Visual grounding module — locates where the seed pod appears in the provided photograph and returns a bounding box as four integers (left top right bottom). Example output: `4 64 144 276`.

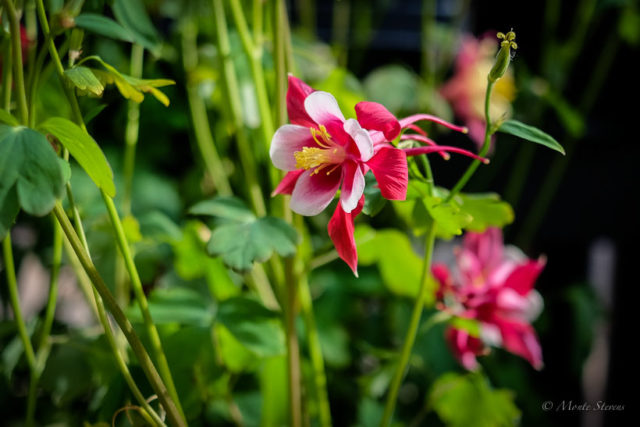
488 30 517 83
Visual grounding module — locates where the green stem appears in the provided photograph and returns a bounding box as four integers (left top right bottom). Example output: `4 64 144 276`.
181 21 233 196
212 0 266 216
3 235 38 424
252 0 263 48
446 80 495 201
122 44 144 216
26 34 51 127
380 223 438 426
52 203 184 427
101 193 185 422
298 0 316 38
299 277 332 427
2 38 13 110
284 257 302 427
25 219 62 426
60 235 165 426
34 3 186 419
3 0 29 124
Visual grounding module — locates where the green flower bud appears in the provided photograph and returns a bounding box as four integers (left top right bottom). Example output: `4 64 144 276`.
488 30 517 83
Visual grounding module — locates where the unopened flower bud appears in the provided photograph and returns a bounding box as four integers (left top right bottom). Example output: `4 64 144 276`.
488 30 517 83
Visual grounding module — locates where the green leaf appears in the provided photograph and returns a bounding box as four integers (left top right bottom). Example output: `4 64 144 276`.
0 109 19 126
356 225 438 303
206 217 299 272
456 193 514 232
429 372 521 427
196 197 299 271
422 196 472 238
74 13 134 43
38 117 116 197
0 125 66 217
189 196 256 222
64 66 105 96
216 297 285 357
126 287 214 326
77 56 175 106
497 119 565 155
112 0 160 51
362 171 387 217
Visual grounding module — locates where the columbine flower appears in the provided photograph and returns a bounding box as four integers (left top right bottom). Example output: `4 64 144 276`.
270 75 409 274
271 76 487 275
433 227 545 370
440 34 516 148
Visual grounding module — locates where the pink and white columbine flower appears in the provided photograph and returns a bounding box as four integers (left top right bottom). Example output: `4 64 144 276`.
270 76 409 274
271 76 487 275
433 227 545 370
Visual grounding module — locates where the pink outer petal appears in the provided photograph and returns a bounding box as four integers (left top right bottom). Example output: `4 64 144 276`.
503 258 546 296
340 161 365 213
270 124 315 171
290 169 342 216
403 146 490 163
272 170 304 196
464 228 504 271
446 327 484 371
328 195 364 276
344 118 374 161
399 114 468 134
400 134 449 160
494 317 543 370
355 101 401 141
304 91 345 125
287 74 316 127
365 147 408 200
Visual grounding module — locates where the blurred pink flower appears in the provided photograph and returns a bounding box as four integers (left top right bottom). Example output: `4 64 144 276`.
433 227 545 370
440 35 516 148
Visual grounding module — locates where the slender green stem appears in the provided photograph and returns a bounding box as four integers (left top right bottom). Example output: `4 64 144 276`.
3 235 37 370
181 21 233 196
446 80 495 201
101 193 185 422
2 38 13 110
273 0 287 132
380 223 438 426
122 44 144 216
212 0 266 216
298 0 316 38
35 3 186 420
229 0 274 145
52 203 184 427
60 235 165 426
284 257 302 427
299 277 332 427
3 0 29 124
26 34 51 127
252 0 264 48
63 181 166 426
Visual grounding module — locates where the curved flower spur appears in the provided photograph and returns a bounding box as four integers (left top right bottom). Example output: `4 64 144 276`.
270 75 487 275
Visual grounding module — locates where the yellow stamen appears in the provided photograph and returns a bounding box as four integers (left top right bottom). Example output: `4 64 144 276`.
310 125 334 148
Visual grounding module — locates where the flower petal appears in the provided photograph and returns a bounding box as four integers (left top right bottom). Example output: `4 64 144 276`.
270 124 315 171
328 195 364 276
287 74 316 127
494 317 543 370
340 161 365 213
344 118 374 161
290 169 341 216
503 258 546 296
304 91 345 125
272 170 304 196
366 146 408 200
355 101 401 141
